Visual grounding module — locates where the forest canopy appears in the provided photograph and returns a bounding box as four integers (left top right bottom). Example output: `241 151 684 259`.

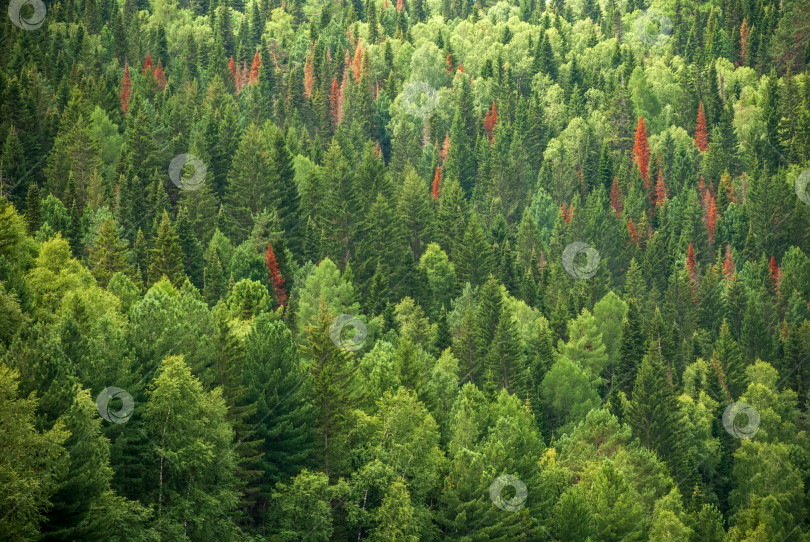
1 0 810 539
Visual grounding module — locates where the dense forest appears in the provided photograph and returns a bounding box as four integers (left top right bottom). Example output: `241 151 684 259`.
1 0 810 538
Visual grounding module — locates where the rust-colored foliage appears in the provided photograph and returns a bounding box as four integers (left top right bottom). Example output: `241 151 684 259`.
352 41 363 82
723 244 735 280
154 61 167 90
266 242 287 308
250 50 261 86
440 134 450 163
769 255 781 292
483 102 498 143
739 19 750 65
330 77 341 125
632 116 650 184
706 194 717 245
627 218 637 244
610 177 623 217
654 169 668 208
143 53 154 75
686 242 699 285
431 165 441 202
695 101 709 152
560 203 572 225
227 56 237 86
120 63 132 115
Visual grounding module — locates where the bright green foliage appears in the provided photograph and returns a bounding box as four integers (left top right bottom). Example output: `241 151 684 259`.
540 356 601 434
142 354 240 541
295 257 361 340
0 365 69 541
1 0 809 538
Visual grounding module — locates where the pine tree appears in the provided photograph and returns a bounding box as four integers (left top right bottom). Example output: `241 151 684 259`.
147 210 185 287
132 227 149 286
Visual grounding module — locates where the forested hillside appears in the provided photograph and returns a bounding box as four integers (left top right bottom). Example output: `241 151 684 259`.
1 0 810 538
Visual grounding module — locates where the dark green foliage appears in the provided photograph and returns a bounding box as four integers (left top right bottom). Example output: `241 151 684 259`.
1 0 809 539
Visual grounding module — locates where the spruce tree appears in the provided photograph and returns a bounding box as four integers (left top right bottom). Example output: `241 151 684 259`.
147 210 185 287
243 314 316 518
88 218 131 287
617 299 645 396
301 298 358 479
455 213 494 288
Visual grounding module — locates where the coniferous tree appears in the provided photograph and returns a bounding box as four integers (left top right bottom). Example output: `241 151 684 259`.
147 210 185 287
88 218 131 287
455 213 494 288
302 299 358 479
617 299 645 396
175 206 205 289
